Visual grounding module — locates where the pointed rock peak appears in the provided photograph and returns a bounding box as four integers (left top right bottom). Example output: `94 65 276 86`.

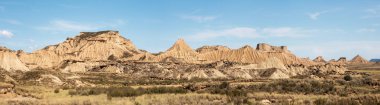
167 38 193 51
351 54 369 63
313 56 326 62
239 45 255 50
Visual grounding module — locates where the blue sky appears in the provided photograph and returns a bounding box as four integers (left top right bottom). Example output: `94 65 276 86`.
0 0 379 60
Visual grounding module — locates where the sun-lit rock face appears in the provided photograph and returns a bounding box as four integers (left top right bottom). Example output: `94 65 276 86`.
197 43 302 65
155 39 200 63
18 30 142 69
0 30 347 76
0 46 29 72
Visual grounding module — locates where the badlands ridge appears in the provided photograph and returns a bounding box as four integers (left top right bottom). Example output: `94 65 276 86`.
0 30 371 79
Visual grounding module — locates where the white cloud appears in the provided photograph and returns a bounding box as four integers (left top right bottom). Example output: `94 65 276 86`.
0 30 13 38
362 6 380 19
261 27 314 37
38 20 95 31
356 28 376 33
37 19 127 32
307 11 328 20
307 8 342 20
1 19 22 25
187 27 313 40
181 15 217 22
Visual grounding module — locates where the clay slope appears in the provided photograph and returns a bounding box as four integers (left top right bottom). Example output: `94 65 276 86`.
18 31 142 69
350 55 369 64
0 47 29 72
155 39 200 63
198 44 302 65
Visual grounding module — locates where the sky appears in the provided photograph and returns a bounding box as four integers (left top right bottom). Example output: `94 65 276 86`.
0 0 379 60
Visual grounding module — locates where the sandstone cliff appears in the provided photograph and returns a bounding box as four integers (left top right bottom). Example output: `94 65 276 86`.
0 47 29 72
198 44 302 65
18 31 142 69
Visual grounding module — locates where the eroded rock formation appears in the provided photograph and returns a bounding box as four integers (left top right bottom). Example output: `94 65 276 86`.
0 47 29 72
350 55 369 64
0 30 348 79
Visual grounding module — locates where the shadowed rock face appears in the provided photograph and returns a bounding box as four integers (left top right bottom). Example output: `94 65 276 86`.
0 30 347 79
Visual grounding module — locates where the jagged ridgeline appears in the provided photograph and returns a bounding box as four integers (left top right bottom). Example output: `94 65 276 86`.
0 30 349 79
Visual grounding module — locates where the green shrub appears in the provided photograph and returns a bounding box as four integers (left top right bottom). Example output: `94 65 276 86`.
54 89 60 93
21 70 45 80
248 79 336 94
344 75 352 81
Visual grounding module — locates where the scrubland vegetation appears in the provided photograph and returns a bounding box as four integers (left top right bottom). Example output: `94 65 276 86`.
1 69 380 105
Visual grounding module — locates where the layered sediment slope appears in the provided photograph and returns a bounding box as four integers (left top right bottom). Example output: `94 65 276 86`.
18 31 142 69
0 47 29 72
0 30 349 79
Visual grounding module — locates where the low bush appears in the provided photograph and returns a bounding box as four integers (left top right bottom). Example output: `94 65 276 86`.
248 79 336 94
69 86 188 97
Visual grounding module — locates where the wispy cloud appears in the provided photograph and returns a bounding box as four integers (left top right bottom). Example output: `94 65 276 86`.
37 19 127 32
1 19 22 25
37 20 96 32
181 15 217 23
307 8 341 20
187 27 314 40
356 28 376 33
362 6 380 19
307 11 328 20
0 30 14 38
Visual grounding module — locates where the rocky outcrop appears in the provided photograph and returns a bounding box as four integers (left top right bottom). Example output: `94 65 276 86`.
337 57 347 63
155 39 200 63
256 43 289 53
18 31 142 69
350 55 369 64
196 45 231 54
198 44 302 65
0 30 347 79
0 47 29 72
313 56 326 63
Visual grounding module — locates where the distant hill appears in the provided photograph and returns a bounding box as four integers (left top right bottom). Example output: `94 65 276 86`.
370 59 380 62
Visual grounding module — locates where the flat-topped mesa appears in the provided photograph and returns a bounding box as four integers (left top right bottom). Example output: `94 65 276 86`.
77 30 120 39
256 43 288 53
350 55 369 64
